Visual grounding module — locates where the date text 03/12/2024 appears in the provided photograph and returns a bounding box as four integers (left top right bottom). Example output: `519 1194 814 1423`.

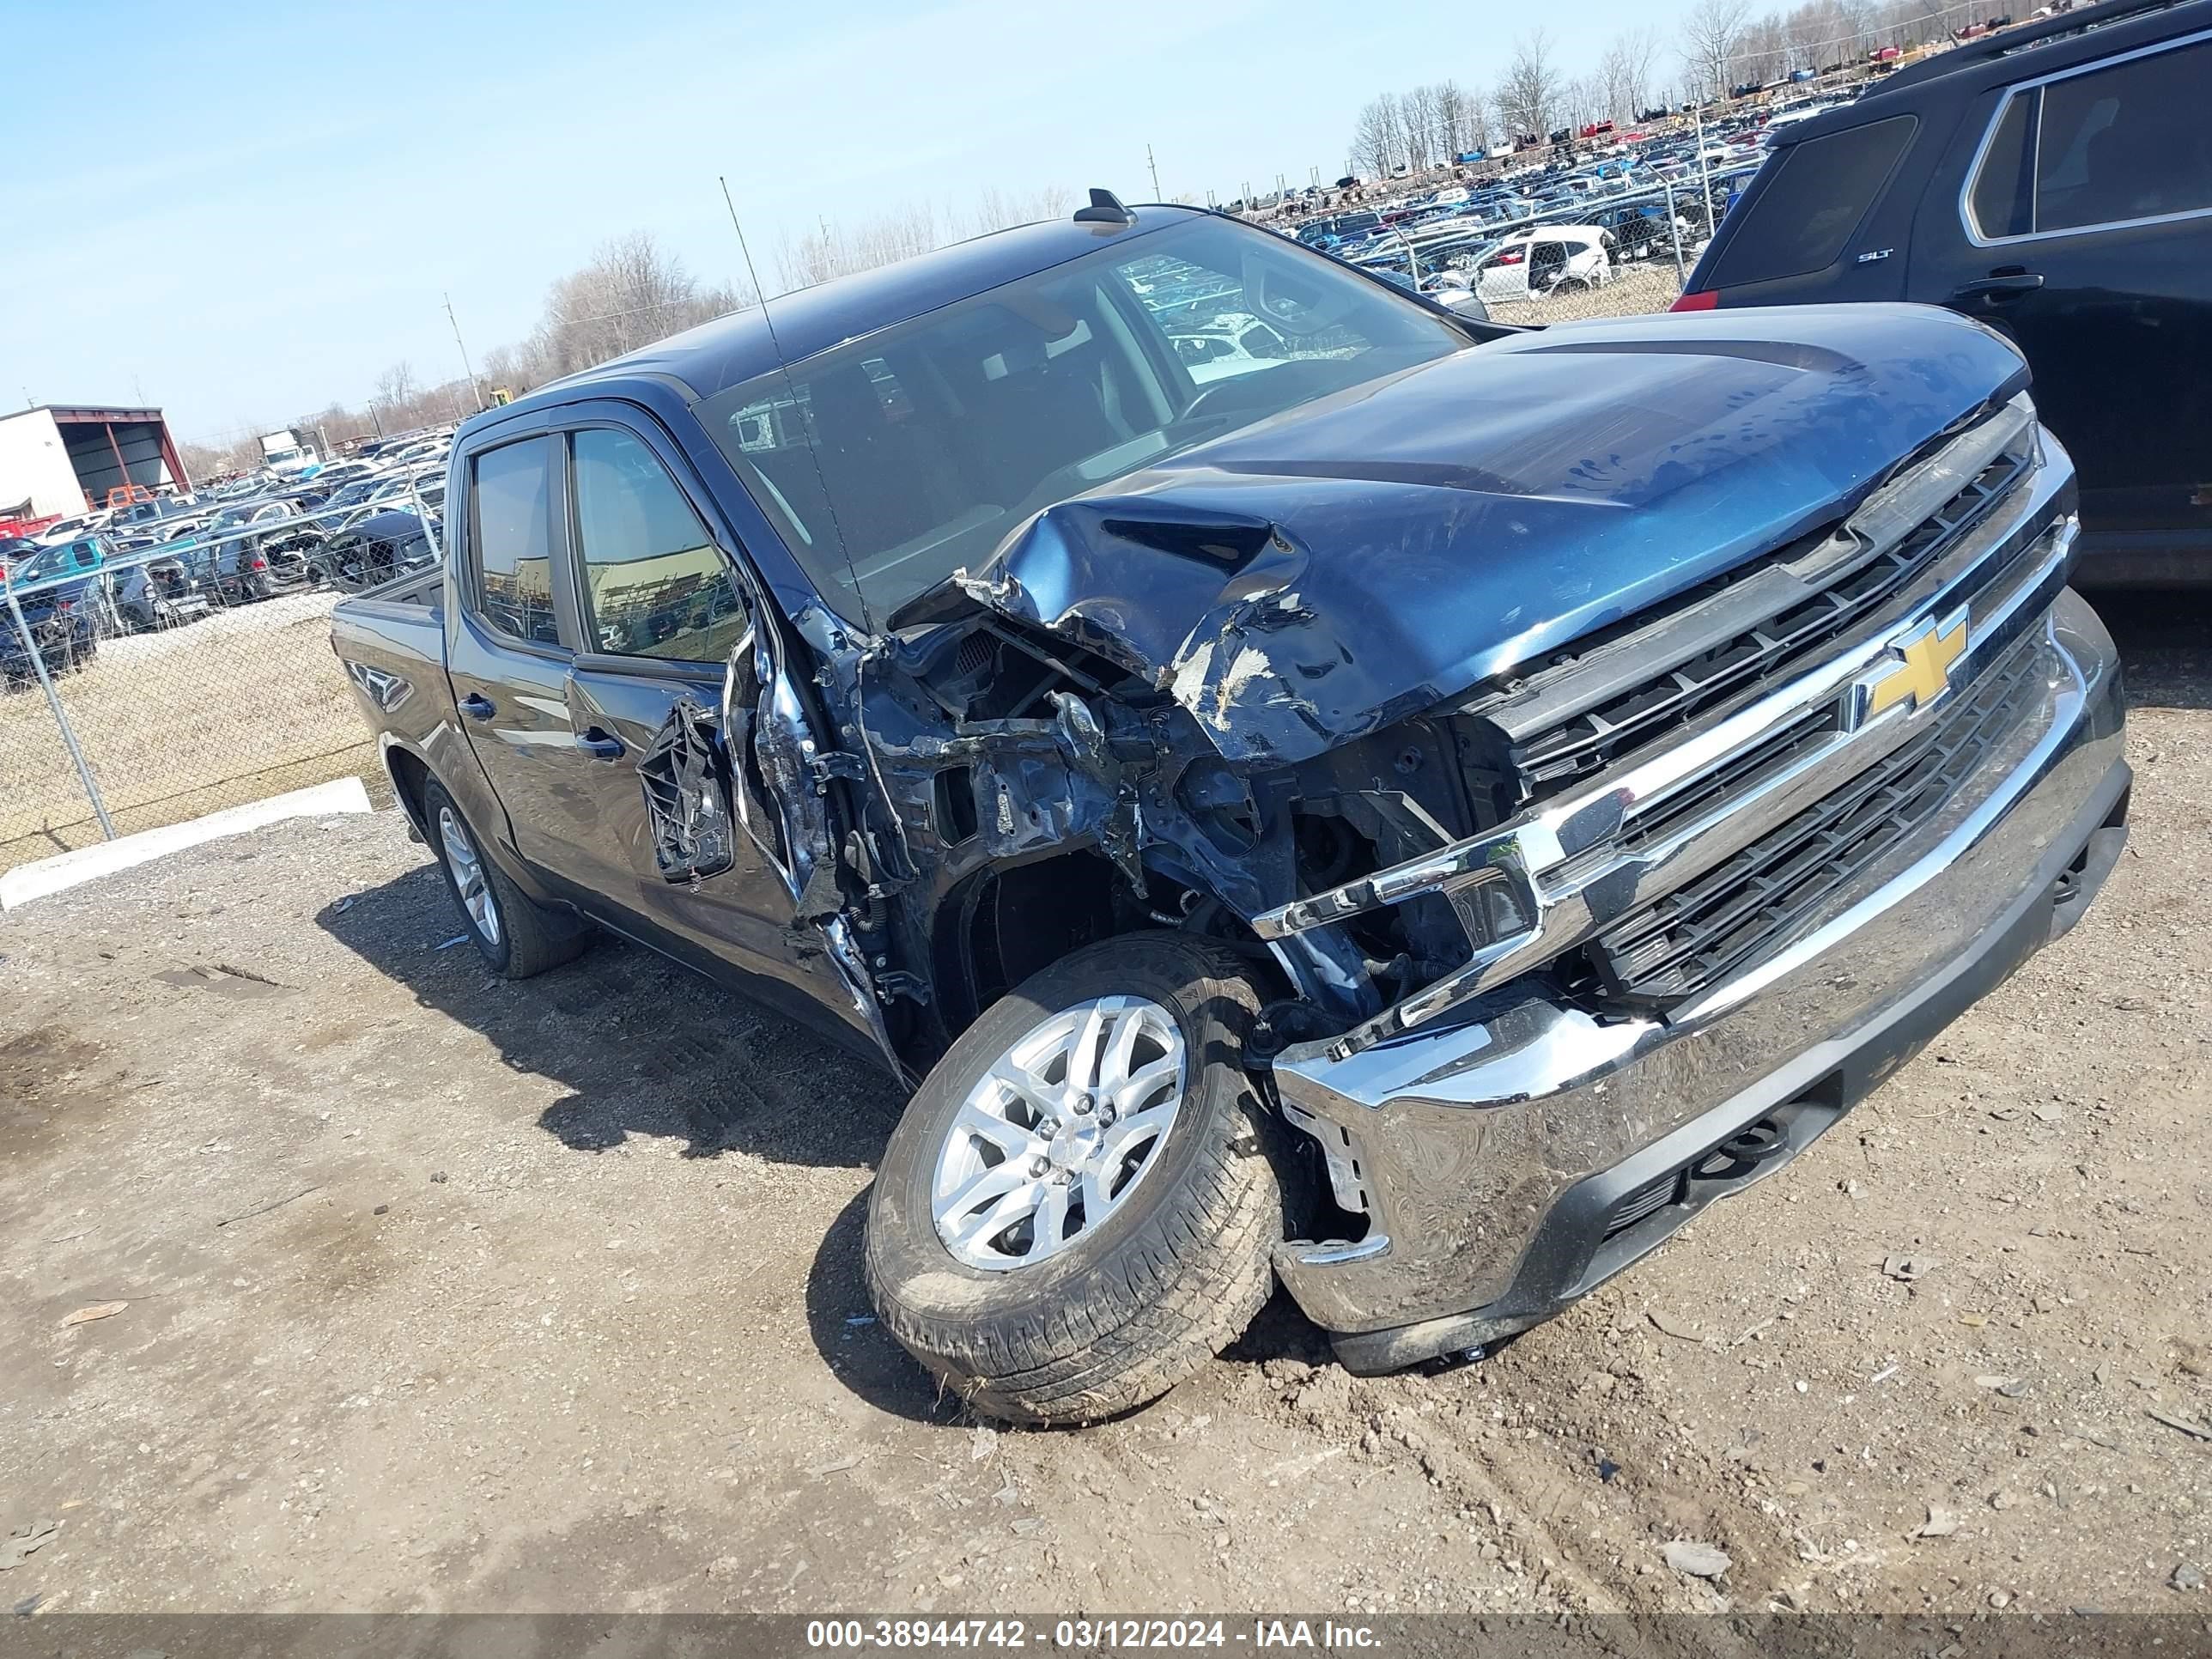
803 1619 1382 1650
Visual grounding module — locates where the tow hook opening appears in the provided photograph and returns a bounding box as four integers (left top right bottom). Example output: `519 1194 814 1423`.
1694 1118 1790 1179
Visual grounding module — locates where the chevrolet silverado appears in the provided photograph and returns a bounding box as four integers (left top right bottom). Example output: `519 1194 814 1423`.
331 197 2129 1424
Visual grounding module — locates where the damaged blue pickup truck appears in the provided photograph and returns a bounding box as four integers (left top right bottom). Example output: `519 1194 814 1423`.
331 197 2129 1424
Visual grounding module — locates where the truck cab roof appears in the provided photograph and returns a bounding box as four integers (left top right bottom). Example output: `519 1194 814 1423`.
493 208 1207 421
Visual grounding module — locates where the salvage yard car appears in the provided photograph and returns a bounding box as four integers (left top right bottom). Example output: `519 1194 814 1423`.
332 195 2130 1425
1472 225 1614 301
2 538 107 683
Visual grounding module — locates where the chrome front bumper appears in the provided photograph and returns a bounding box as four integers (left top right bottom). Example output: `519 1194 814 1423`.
1270 586 2128 1360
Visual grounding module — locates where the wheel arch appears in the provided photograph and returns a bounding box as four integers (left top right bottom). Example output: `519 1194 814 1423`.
379 738 434 841
926 846 1126 1048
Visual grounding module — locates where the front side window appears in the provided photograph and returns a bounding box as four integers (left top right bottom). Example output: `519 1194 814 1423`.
696 214 1464 622
469 437 559 646
568 428 744 664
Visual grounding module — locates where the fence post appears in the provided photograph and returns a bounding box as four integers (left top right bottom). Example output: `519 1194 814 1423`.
408 477 441 562
4 583 116 841
1664 178 1686 286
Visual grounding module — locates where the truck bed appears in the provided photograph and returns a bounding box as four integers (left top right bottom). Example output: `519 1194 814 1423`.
330 572 452 757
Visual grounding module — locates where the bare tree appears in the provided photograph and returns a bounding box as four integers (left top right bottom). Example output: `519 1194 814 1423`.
1466 82 1495 152
1784 0 1844 70
1735 12 1791 84
534 231 744 378
774 204 940 290
1600 26 1663 121
962 185 1075 237
1400 83 1441 170
1351 92 1407 177
1837 0 1881 58
1497 30 1564 143
1432 79 1481 159
1681 0 1753 100
374 361 418 409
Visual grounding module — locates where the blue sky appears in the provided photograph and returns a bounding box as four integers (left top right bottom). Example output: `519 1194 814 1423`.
3 0 1657 444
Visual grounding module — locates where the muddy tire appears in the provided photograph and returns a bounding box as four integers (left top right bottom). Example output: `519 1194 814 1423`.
865 934 1283 1425
421 779 592 979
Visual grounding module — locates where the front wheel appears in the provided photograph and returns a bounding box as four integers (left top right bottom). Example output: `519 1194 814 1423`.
865 933 1285 1425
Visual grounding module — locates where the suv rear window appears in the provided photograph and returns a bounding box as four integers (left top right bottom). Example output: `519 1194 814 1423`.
1707 114 1917 287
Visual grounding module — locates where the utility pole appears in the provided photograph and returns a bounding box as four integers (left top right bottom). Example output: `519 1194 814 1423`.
445 292 485 413
1147 143 1162 198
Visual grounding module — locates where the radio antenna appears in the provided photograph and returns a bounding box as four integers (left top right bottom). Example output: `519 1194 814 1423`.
716 175 909 883
720 176 782 362
717 173 867 627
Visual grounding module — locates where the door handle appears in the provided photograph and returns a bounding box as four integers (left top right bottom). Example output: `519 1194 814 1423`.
459 692 496 721
1948 272 2043 307
576 728 625 762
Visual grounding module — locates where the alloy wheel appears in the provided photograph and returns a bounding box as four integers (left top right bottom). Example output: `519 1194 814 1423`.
931 996 1186 1271
437 804 501 946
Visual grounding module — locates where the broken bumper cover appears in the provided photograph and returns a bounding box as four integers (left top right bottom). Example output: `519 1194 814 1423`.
1270 588 2128 1370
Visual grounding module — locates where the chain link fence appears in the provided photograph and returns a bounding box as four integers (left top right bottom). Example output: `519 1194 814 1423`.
0 486 441 872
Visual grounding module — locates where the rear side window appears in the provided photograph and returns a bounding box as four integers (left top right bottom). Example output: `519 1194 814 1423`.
1970 38 2212 240
1708 115 1917 286
469 437 560 646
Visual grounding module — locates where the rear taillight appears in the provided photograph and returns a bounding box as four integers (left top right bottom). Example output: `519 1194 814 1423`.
249 555 268 570
1670 289 1719 312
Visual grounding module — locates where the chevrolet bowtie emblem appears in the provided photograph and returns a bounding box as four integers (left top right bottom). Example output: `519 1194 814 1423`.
1856 607 1969 724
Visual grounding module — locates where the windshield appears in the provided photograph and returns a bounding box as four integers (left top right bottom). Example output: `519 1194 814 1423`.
696 214 1465 622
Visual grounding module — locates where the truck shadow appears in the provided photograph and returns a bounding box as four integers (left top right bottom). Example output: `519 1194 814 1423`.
313 862 904 1170
804 1188 969 1425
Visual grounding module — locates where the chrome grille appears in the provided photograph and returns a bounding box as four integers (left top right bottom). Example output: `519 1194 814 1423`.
1472 398 2041 799
1583 631 2046 1008
1252 392 2074 1063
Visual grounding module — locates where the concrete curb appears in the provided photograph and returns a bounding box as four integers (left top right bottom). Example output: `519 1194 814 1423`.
0 777 374 909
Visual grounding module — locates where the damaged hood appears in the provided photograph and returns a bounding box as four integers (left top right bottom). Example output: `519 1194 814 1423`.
956 303 2030 764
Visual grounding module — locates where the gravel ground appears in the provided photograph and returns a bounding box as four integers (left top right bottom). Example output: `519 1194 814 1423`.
1 592 2206 1623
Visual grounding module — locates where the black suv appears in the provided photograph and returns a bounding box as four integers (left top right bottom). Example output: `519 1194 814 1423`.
1676 0 2212 583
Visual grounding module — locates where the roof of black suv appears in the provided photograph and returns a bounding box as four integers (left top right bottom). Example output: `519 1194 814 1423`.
1787 0 2211 141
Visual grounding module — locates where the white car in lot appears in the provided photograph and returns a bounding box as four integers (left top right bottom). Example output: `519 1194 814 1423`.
1471 226 1615 301
1168 314 1291 383
363 466 447 507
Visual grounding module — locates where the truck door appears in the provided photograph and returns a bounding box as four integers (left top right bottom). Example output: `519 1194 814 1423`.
1915 34 2212 556
549 416 850 1022
444 432 592 877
